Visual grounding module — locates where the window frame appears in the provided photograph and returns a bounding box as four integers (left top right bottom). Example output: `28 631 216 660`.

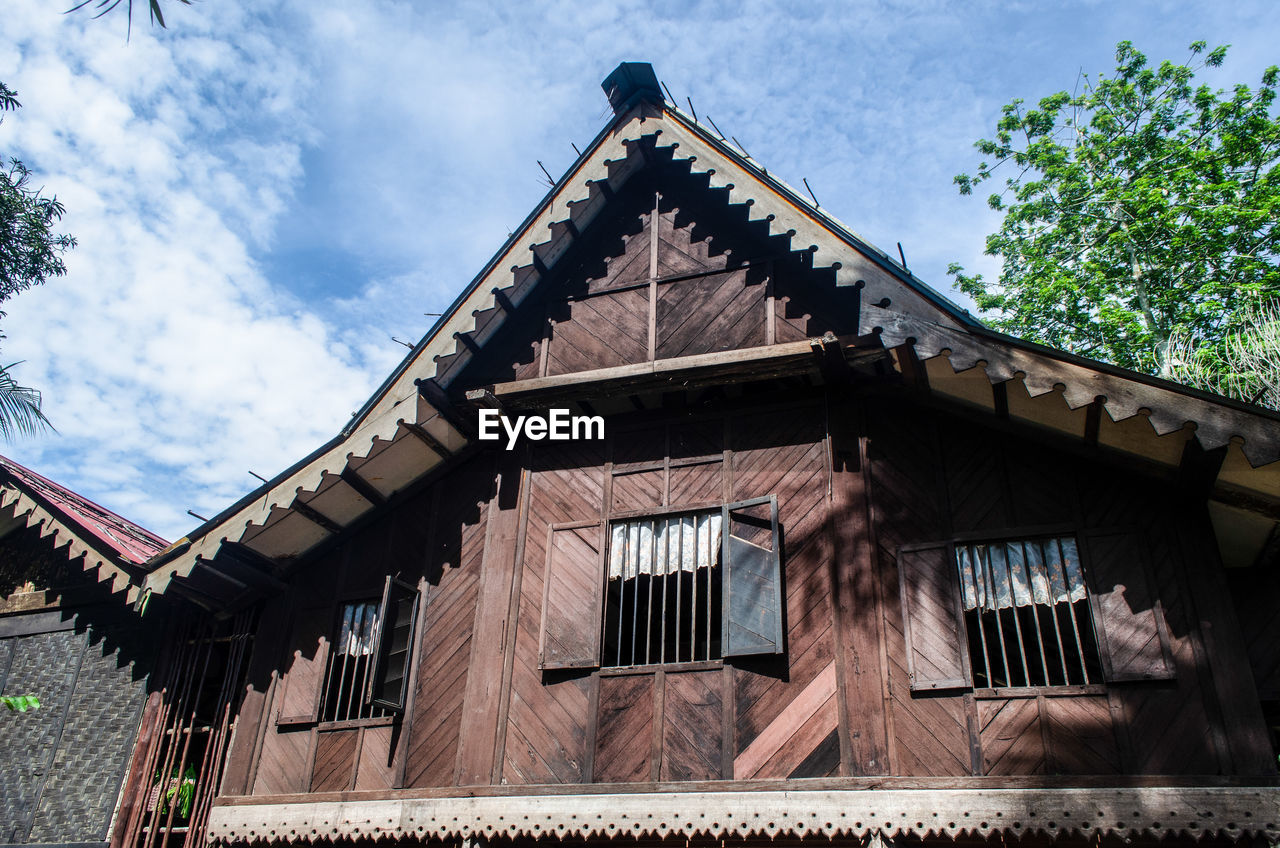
896 523 1176 696
537 493 785 674
277 576 420 728
952 531 1103 692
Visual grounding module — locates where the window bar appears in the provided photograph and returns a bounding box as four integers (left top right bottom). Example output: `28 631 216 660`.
659 517 669 664
704 514 712 661
965 546 994 687
354 605 377 717
1054 537 1091 684
999 544 1032 686
982 546 1012 687
690 515 699 662
337 607 363 722
140 617 197 848
615 525 627 667
675 516 685 662
318 642 338 721
631 524 643 668
1018 540 1052 687
645 518 657 666
1038 538 1071 685
160 618 216 848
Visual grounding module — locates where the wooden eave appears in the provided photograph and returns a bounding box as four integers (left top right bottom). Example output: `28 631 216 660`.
208 780 1279 845
144 79 1280 604
0 473 149 603
143 392 467 604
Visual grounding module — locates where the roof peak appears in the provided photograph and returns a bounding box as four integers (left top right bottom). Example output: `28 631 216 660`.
601 62 663 115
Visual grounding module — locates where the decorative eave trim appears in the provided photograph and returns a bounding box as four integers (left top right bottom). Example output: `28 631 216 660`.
208 786 1279 844
870 308 1280 467
0 483 138 600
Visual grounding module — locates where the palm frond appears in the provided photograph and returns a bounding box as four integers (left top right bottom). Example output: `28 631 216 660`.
0 362 54 441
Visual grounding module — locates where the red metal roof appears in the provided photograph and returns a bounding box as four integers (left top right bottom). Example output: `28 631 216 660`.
0 454 168 565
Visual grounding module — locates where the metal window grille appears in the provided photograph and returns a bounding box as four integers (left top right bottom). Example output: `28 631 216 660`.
319 601 387 722
602 510 722 667
956 536 1103 688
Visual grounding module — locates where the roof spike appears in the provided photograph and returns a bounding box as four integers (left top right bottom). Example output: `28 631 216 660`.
601 62 663 115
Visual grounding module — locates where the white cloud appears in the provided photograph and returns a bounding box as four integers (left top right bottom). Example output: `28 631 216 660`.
2 0 1278 540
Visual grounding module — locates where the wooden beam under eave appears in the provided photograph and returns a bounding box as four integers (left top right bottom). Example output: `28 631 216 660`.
210 548 289 592
340 467 389 507
416 377 475 439
289 499 344 535
482 336 889 410
400 420 453 458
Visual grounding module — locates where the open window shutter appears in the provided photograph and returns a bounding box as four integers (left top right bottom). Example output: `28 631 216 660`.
539 521 604 670
367 576 421 712
897 542 970 692
276 605 330 725
722 495 784 658
1081 527 1175 682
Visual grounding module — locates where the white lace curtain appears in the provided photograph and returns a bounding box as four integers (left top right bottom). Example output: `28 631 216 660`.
608 512 722 580
957 537 1086 612
335 602 380 657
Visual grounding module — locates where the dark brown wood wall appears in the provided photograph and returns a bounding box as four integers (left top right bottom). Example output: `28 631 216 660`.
865 396 1273 777
229 389 1273 798
459 166 859 391
243 458 496 797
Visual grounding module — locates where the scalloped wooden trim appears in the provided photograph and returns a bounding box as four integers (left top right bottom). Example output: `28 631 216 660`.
208 787 1280 844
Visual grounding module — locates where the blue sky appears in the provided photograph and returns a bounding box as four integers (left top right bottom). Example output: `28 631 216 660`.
3 0 1278 540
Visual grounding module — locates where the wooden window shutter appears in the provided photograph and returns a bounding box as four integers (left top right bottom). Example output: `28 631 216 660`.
276 605 330 725
367 576 421 712
722 495 784 658
1081 527 1175 682
539 520 604 670
897 541 970 691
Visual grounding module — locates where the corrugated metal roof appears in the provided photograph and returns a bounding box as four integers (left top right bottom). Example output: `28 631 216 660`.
0 453 168 564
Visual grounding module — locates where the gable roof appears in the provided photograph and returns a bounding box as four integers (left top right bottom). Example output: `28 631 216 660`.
0 454 168 600
144 63 1280 606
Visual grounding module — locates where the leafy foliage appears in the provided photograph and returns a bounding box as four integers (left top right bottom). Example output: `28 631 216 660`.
1170 299 1280 410
1 694 41 713
0 82 67 439
155 763 197 819
66 0 191 37
951 41 1280 377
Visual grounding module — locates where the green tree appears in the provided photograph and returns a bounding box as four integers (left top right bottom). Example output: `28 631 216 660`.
1170 298 1280 410
951 41 1280 379
1 82 71 438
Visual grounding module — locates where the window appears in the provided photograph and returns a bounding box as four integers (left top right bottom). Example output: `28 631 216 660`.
603 510 723 667
955 536 1103 688
538 496 784 671
897 527 1175 693
279 575 419 726
319 600 384 722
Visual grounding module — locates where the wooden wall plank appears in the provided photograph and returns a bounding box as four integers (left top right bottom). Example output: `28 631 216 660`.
866 401 971 776
309 730 357 793
403 467 491 788
828 403 890 776
661 670 724 781
501 443 603 785
456 458 525 785
354 725 397 791
978 698 1045 775
1043 695 1121 774
593 675 653 783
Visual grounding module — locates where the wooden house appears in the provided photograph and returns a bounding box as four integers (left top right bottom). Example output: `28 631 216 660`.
129 63 1280 848
0 454 168 848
